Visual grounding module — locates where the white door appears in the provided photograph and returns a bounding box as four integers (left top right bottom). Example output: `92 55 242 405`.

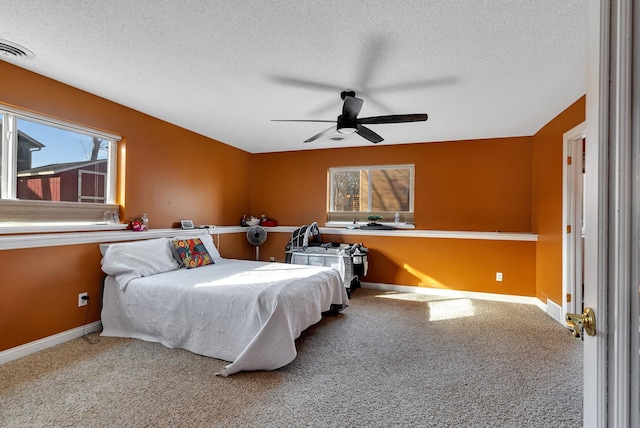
583 1 639 426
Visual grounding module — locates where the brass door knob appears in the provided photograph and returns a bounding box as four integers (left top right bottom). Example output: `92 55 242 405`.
565 307 596 339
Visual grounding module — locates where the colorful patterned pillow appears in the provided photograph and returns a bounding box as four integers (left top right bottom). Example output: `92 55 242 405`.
170 238 213 269
171 233 221 260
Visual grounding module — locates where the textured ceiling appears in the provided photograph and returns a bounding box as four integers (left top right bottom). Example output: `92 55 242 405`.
0 0 586 154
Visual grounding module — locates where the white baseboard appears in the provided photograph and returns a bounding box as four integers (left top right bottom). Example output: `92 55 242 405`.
545 298 566 326
360 282 541 305
0 321 102 365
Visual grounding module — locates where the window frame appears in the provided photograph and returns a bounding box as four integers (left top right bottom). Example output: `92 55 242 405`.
0 104 121 224
328 164 415 223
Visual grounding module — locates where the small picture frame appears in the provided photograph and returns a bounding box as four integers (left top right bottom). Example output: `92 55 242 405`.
180 219 195 230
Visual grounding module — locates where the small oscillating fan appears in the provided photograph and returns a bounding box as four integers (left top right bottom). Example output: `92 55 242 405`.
246 225 267 261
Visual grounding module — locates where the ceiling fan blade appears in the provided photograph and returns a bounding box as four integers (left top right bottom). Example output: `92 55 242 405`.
357 35 387 91
307 98 345 116
269 75 344 92
369 76 459 93
304 125 336 143
356 125 384 144
342 95 363 120
358 113 428 125
271 119 335 123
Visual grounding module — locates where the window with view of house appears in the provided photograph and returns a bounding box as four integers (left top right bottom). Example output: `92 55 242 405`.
0 106 120 224
328 164 414 223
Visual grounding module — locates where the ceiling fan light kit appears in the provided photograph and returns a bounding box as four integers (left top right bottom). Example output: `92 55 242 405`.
337 124 357 134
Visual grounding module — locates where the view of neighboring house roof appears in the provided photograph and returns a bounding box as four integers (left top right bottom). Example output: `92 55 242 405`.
17 159 106 177
17 130 45 150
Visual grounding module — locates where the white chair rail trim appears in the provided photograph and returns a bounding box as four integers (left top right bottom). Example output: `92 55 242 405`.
0 226 537 251
0 228 232 251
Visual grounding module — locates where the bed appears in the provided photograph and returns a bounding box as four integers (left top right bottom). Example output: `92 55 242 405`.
99 233 349 376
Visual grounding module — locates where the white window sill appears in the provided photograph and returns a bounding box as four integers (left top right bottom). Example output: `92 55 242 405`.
325 221 416 230
0 222 128 235
0 226 235 250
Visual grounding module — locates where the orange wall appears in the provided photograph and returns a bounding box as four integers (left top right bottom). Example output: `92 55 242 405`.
251 137 533 232
0 62 252 351
532 96 586 304
251 136 536 297
0 244 104 349
330 234 536 296
258 231 536 296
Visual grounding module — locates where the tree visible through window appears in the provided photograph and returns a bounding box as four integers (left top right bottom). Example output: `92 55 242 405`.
332 169 362 211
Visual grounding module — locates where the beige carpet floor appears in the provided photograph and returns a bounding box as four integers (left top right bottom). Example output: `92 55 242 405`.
0 288 582 427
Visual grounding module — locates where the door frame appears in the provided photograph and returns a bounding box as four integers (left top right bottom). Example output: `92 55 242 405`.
584 0 638 426
584 0 609 426
562 122 586 319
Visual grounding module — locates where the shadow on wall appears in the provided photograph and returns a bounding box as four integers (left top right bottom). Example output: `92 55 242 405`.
367 250 424 287
403 263 451 289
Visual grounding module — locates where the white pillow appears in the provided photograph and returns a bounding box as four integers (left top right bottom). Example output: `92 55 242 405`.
171 233 221 260
99 243 111 256
101 238 180 290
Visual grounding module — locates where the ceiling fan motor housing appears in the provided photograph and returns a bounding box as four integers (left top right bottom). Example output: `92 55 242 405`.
340 90 356 100
337 114 357 134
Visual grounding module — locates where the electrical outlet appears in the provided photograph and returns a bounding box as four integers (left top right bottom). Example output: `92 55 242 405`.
78 292 88 307
496 272 503 282
269 256 275 262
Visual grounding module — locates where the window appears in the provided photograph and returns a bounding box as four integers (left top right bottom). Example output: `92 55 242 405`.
328 164 414 223
0 105 120 223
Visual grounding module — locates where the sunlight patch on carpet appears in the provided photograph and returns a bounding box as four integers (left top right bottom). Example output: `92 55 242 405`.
428 298 475 321
375 292 446 302
374 293 477 321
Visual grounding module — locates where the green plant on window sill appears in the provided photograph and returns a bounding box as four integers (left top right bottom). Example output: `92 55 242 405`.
367 215 383 225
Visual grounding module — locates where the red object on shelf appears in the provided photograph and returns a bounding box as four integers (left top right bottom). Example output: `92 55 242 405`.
261 220 277 227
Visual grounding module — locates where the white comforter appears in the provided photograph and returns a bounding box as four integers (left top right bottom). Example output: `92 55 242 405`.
101 259 348 376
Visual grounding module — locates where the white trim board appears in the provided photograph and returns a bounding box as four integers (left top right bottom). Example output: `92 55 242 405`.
320 227 537 241
0 227 223 251
0 226 538 251
0 321 102 365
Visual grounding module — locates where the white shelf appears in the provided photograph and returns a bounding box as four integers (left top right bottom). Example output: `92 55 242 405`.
0 224 538 251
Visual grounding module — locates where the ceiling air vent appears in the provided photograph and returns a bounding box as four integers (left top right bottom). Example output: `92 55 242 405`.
0 39 35 60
